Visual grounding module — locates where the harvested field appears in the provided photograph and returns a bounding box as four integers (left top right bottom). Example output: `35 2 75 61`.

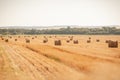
0 35 120 80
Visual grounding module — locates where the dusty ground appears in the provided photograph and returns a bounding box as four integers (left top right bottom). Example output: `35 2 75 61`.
0 35 120 80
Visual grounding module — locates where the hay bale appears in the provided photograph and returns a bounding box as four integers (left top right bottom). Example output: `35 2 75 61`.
70 38 73 41
54 40 61 46
69 37 73 41
68 36 73 41
89 37 91 39
5 39 8 42
35 36 37 38
1 38 4 40
49 36 52 38
66 40 70 43
26 39 30 43
9 36 12 39
106 40 109 43
18 36 20 38
73 40 78 44
43 39 48 43
44 36 46 38
108 41 118 48
87 40 91 43
96 39 100 42
15 39 17 41
106 40 110 43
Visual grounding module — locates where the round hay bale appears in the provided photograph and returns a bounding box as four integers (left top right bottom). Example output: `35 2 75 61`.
96 39 100 42
54 40 61 46
66 40 70 43
35 36 37 38
106 40 111 43
15 39 17 41
18 36 20 38
73 40 78 44
49 36 52 38
44 36 46 38
9 36 12 39
87 40 91 43
1 38 4 40
70 38 73 41
43 39 48 43
89 37 91 39
69 36 73 41
26 39 30 43
108 41 118 48
5 39 8 42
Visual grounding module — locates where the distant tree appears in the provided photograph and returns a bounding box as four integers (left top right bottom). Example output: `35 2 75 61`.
0 26 120 35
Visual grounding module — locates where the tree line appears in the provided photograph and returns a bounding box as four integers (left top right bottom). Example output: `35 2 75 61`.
0 27 120 35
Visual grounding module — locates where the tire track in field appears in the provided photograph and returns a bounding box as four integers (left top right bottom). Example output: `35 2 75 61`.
2 44 45 80
12 46 62 80
0 47 4 72
11 44 85 80
25 44 96 73
2 43 84 80
0 46 5 80
0 44 21 80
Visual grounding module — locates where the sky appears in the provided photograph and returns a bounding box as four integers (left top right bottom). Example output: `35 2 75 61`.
0 0 120 27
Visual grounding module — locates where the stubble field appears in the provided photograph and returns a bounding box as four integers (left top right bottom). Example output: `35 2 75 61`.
0 35 120 80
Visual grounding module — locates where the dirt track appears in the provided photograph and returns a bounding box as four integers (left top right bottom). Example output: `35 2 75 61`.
0 35 120 80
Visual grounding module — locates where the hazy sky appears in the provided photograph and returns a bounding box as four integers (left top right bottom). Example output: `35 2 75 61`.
0 0 120 27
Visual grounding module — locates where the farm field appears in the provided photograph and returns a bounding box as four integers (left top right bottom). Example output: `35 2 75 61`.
0 35 120 80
